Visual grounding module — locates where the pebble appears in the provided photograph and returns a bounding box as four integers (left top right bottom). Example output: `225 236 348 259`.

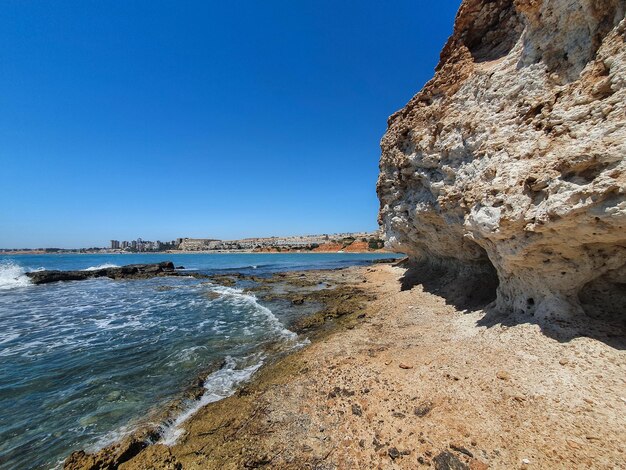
399 363 413 369
414 401 434 417
433 451 468 469
559 358 569 365
496 370 511 381
522 458 530 465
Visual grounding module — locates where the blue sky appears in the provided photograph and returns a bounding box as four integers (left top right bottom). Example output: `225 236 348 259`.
1 1 460 248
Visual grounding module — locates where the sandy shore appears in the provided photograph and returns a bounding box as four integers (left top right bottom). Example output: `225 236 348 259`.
66 262 625 469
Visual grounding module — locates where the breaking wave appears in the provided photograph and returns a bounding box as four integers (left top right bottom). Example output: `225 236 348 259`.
83 263 120 271
0 262 32 290
209 284 297 340
158 355 264 445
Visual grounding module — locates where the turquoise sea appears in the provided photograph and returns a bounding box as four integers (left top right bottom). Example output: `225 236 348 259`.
0 253 397 469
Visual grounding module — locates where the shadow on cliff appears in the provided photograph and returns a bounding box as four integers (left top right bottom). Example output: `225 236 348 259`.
476 269 626 350
399 259 626 350
476 304 626 350
398 258 499 313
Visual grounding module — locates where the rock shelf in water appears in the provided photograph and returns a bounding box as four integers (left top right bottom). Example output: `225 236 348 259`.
26 262 181 284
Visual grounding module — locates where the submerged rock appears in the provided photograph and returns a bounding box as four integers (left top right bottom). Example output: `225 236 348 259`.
26 262 178 284
378 0 626 321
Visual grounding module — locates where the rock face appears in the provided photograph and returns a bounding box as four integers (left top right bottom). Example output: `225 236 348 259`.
26 262 178 284
377 0 626 320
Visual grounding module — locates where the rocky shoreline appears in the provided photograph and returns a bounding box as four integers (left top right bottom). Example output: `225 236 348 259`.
26 262 190 285
63 259 625 469
64 262 386 470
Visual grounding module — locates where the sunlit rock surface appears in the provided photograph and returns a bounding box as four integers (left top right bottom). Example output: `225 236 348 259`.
377 0 626 320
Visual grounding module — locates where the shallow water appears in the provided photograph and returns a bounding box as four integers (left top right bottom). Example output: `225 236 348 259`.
0 252 396 469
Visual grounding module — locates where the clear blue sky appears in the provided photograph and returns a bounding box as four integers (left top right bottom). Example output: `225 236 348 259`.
1 1 460 248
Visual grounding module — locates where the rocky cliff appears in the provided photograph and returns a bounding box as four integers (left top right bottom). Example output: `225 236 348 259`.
377 0 626 321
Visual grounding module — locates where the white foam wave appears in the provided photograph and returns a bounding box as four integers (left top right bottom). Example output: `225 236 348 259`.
83 263 120 271
209 285 297 339
0 261 32 290
159 355 264 445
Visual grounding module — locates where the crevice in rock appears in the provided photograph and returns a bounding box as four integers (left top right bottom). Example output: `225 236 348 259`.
464 0 522 62
439 0 524 66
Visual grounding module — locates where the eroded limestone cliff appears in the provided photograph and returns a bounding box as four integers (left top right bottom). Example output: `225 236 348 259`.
377 0 626 321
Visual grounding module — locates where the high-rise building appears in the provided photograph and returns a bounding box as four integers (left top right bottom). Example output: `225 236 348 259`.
131 240 137 249
110 240 120 249
121 241 129 249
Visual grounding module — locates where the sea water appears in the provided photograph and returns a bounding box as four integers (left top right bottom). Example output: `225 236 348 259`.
0 253 396 469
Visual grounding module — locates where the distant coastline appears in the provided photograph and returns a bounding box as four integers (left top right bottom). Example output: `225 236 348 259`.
1 230 390 256
1 250 393 256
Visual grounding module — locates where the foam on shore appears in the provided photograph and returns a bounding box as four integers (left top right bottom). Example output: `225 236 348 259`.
158 355 265 445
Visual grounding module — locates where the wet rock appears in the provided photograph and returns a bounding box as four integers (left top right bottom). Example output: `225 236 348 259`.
27 262 178 285
207 275 237 287
64 431 157 470
105 390 121 402
205 291 222 300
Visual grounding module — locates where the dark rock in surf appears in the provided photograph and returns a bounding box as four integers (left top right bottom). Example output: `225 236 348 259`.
26 262 178 285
